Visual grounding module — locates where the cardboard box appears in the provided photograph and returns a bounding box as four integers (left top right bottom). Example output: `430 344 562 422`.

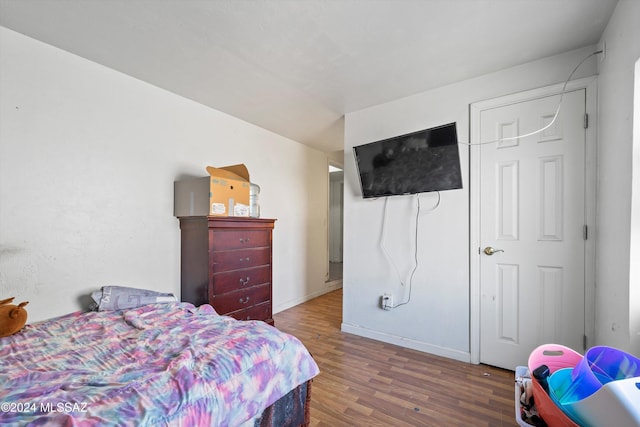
174 164 251 217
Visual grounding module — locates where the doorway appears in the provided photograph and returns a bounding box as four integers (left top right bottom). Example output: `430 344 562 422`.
469 77 597 369
328 163 344 283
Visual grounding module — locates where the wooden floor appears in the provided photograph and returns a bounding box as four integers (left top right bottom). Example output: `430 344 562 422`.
274 289 519 427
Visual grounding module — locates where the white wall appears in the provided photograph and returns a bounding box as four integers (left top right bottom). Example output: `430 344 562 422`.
631 57 640 354
596 0 640 352
343 46 599 361
0 27 331 322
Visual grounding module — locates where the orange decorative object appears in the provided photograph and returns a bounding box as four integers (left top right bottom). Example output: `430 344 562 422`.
0 297 29 338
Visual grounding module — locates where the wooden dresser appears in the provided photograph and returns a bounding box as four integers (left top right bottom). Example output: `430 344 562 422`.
179 216 276 325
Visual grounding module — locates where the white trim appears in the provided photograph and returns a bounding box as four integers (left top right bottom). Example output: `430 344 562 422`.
341 322 471 363
326 158 345 281
584 77 597 351
469 76 598 364
325 157 332 282
273 281 342 314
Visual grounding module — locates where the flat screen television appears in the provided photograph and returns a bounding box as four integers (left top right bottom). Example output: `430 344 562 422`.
353 122 463 198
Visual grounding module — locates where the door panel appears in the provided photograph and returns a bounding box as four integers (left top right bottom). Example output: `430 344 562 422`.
478 89 586 369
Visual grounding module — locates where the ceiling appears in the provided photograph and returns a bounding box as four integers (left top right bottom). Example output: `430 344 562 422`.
0 0 617 152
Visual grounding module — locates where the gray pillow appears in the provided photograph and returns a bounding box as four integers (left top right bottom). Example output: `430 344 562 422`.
90 286 176 311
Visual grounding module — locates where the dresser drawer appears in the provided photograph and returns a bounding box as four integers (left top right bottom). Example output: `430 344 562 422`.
211 247 270 272
210 265 271 295
226 301 271 322
181 217 276 325
211 230 270 251
212 284 270 315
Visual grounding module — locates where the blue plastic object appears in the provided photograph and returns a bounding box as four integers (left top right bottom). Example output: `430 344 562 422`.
575 346 640 385
547 346 640 425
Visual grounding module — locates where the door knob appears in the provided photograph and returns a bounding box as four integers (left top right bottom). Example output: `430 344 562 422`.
483 246 504 256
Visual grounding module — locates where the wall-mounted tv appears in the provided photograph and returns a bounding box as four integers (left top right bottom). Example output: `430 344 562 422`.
353 122 462 198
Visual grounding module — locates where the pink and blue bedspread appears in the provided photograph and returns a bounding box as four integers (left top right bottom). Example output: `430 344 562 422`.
0 302 319 426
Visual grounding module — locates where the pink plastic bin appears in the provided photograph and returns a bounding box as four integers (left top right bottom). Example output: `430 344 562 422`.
528 344 583 427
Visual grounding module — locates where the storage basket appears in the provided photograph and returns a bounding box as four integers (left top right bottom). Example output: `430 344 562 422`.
548 346 640 426
527 344 582 427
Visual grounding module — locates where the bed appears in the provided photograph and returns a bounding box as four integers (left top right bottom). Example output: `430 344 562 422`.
0 300 319 426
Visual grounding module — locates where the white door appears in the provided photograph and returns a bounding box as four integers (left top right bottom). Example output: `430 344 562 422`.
475 89 587 370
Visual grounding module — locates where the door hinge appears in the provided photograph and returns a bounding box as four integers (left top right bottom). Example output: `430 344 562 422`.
583 334 588 350
584 113 589 129
583 224 588 240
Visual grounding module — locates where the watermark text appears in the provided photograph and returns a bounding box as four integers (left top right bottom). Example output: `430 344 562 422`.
1 401 88 414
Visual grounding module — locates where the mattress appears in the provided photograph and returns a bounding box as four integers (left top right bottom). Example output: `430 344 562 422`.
0 302 319 426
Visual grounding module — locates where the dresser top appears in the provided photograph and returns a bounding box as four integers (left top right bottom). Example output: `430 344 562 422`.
178 216 276 229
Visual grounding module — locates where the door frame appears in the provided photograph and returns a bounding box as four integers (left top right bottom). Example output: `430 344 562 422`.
326 158 344 286
469 76 597 364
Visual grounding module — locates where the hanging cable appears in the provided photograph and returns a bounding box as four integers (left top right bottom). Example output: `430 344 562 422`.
392 194 421 308
380 197 408 287
375 51 603 308
459 49 602 147
380 192 441 309
419 191 441 214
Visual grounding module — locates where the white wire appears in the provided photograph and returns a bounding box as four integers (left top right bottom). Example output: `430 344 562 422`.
393 194 422 308
380 197 407 287
380 193 440 309
459 50 602 147
418 191 441 214
376 51 603 307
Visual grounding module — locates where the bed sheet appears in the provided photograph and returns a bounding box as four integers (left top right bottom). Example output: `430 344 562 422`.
0 302 319 426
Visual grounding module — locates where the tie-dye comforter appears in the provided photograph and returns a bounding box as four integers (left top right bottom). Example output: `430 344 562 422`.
0 302 319 426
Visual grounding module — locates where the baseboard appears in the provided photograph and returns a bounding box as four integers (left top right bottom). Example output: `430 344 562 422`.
340 322 472 364
274 281 342 314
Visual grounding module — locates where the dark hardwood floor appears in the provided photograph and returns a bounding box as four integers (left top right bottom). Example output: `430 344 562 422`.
274 289 519 427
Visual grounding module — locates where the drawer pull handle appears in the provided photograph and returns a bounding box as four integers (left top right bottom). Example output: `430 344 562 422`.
239 257 250 262
239 277 250 286
239 296 250 305
239 238 250 244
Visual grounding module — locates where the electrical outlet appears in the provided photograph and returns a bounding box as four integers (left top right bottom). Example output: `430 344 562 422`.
381 293 393 310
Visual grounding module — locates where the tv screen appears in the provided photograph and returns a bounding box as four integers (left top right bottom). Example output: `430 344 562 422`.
353 122 462 198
